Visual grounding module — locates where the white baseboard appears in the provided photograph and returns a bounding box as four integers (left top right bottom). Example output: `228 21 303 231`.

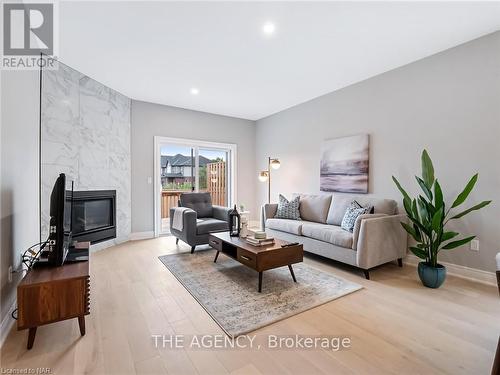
129 231 155 240
0 299 17 348
404 254 497 286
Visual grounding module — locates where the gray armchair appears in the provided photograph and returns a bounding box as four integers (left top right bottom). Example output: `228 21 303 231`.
169 192 231 253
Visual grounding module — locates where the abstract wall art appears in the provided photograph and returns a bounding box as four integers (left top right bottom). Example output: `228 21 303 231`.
320 134 369 193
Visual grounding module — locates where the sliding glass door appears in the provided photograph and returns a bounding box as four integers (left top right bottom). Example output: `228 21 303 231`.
198 148 229 207
159 144 195 234
155 138 235 236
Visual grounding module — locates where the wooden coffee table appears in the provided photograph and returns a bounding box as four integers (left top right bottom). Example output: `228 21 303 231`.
208 231 303 292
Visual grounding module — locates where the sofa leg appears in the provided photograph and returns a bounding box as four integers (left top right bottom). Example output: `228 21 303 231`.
363 270 370 280
175 238 179 245
397 258 403 267
191 246 195 254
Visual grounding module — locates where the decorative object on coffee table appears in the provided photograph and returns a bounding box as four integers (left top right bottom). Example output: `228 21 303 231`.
240 215 249 238
238 210 251 238
228 205 241 237
209 231 302 292
392 149 491 288
258 156 281 203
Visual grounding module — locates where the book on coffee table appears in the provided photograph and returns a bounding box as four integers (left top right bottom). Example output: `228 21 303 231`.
245 237 275 246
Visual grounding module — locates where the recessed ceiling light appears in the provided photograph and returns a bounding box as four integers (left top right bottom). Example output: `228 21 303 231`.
190 88 199 95
262 22 275 35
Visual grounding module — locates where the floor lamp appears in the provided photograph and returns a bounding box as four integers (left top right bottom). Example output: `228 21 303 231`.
258 157 281 203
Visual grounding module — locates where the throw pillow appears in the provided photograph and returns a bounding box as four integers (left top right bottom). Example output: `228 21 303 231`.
274 194 301 220
341 200 373 232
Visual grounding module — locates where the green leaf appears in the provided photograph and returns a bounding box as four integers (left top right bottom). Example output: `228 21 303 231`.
409 246 428 259
434 180 444 210
414 224 422 242
408 216 431 236
411 199 419 221
403 197 412 217
441 231 459 242
401 222 420 241
417 197 431 225
419 195 436 217
421 150 435 189
431 207 443 232
450 200 492 220
441 236 476 250
392 176 411 202
451 174 478 208
416 176 433 201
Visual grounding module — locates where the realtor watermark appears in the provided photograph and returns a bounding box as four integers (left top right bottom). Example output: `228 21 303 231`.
1 1 58 69
0 368 51 375
152 334 352 351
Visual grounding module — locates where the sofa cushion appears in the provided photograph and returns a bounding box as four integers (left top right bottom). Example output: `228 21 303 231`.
292 193 332 223
180 192 213 218
196 218 229 235
301 222 353 249
274 194 301 220
266 218 303 235
340 201 373 232
327 194 397 225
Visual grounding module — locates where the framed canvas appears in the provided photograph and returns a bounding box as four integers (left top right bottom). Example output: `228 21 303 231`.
320 134 369 193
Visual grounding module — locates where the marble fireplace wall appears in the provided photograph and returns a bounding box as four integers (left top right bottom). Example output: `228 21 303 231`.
41 62 131 250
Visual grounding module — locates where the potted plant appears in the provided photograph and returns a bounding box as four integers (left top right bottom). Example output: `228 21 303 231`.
392 150 491 288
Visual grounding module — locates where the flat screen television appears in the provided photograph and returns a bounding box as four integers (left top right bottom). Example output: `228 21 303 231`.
45 173 74 266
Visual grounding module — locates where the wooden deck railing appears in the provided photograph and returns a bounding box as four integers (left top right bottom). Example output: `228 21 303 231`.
161 191 184 219
207 161 226 206
160 189 227 218
161 161 227 219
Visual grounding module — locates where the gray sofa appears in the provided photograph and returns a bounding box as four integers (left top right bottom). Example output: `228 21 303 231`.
262 193 408 279
170 192 231 253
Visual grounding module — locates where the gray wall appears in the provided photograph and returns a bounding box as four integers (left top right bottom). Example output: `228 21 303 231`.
0 70 40 325
256 31 500 272
131 101 256 233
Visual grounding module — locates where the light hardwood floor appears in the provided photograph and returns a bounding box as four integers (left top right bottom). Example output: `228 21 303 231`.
1 236 499 375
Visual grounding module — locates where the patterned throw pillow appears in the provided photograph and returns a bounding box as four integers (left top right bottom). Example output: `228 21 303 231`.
274 194 301 220
341 201 373 232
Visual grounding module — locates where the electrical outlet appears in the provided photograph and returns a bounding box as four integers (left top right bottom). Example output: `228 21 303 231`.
8 266 13 283
470 239 479 252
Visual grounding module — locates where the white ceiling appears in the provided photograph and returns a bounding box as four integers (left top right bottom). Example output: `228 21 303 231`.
59 1 500 120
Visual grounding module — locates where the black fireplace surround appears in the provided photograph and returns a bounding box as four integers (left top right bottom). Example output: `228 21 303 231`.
72 190 116 244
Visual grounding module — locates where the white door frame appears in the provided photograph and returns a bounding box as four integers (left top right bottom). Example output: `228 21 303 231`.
153 136 237 237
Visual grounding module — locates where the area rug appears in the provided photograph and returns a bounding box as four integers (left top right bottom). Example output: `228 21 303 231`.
158 250 362 337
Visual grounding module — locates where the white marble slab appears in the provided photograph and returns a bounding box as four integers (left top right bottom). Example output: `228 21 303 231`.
41 61 131 249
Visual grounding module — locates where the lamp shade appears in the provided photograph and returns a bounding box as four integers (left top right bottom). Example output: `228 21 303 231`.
270 158 281 169
258 171 269 182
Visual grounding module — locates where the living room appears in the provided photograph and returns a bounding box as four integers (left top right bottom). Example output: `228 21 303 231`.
1 2 499 374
